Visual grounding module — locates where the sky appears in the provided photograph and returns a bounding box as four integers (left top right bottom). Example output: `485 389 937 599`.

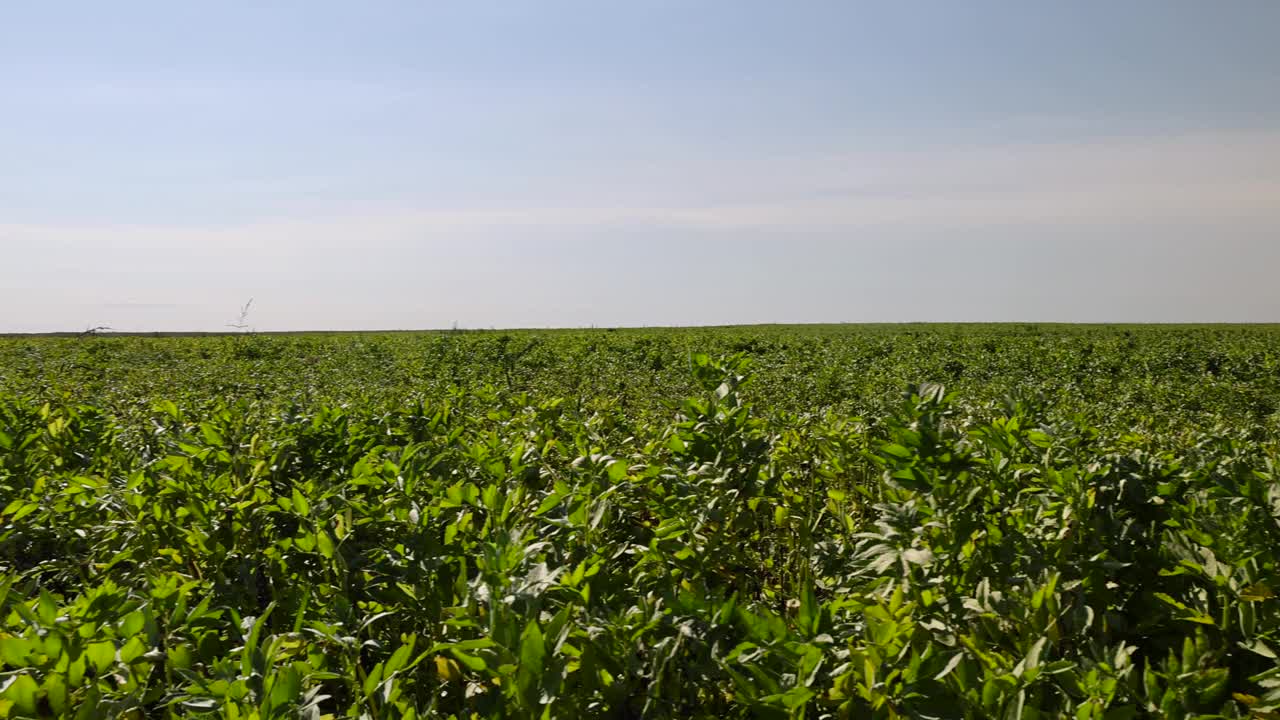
3 1 1279 331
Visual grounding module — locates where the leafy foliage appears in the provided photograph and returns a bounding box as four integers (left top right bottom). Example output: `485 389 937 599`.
1 326 1278 718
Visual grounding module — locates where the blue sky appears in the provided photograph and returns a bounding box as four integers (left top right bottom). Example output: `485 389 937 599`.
3 1 1279 331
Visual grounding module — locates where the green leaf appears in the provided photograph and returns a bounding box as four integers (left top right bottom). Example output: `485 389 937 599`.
606 460 628 482
385 640 416 677
1240 639 1277 659
516 620 546 708
881 443 913 460
6 502 39 523
2 673 39 716
1194 667 1230 705
449 649 490 673
316 530 335 560
1181 613 1217 626
119 636 147 664
981 677 1001 708
934 652 965 681
654 518 686 539
1042 660 1076 676
1003 688 1025 720
1027 430 1052 448
291 488 310 517
798 581 819 637
199 422 225 446
120 610 146 637
267 664 302 711
534 491 565 517
241 603 276 679
1022 637 1047 675
774 685 816 710
85 642 116 673
0 637 33 667
43 673 69 715
155 399 181 418
363 661 385 699
37 590 58 625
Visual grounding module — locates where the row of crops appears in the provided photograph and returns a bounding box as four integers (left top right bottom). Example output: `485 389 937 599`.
2 326 1279 718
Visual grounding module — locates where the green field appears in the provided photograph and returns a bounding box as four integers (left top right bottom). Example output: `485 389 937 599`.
2 325 1279 718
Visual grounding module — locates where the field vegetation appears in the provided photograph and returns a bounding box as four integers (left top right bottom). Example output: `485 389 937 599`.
2 325 1279 718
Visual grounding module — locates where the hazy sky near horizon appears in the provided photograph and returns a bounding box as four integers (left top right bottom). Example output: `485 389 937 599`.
3 1 1279 331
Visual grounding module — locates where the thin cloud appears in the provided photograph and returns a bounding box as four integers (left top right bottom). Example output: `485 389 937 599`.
2 129 1278 243
100 302 187 310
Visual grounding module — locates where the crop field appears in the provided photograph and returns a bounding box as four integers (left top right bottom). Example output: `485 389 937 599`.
2 324 1279 719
